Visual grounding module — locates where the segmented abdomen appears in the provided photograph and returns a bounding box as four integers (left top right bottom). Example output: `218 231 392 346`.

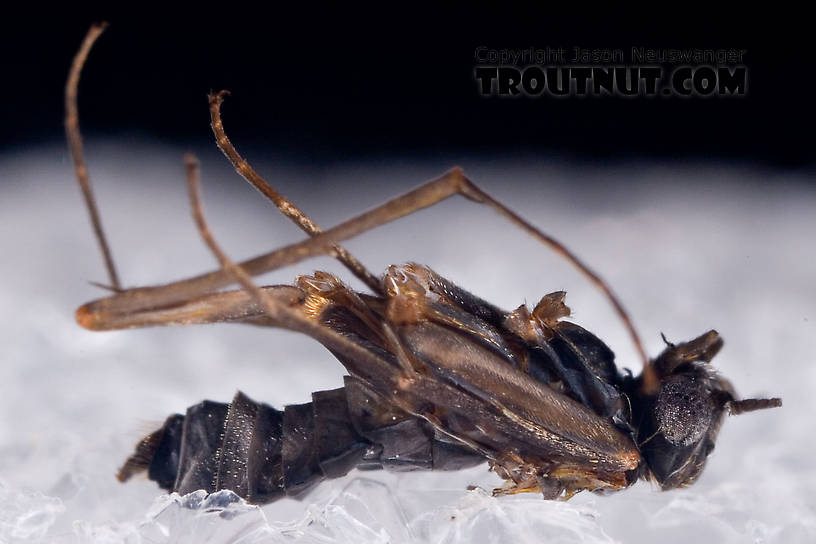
117 377 483 504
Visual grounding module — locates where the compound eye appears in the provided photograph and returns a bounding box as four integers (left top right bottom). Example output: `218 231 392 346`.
655 375 715 446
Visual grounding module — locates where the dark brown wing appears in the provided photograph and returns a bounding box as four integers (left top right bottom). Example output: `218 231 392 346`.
300 268 641 477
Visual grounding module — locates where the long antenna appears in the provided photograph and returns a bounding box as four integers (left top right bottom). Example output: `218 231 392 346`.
65 22 121 291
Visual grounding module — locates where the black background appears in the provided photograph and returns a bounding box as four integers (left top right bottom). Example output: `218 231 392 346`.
5 9 813 169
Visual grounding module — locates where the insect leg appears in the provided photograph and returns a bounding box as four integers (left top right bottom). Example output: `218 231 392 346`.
66 23 121 291
187 155 416 380
75 284 306 330
68 25 647 380
245 167 649 372
170 169 505 466
186 154 422 394
209 90 382 295
81 167 648 376
73 167 466 320
67 23 377 313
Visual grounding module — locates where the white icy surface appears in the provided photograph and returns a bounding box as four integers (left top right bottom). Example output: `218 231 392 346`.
0 143 814 543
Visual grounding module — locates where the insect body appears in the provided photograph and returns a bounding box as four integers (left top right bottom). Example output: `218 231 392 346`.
67 25 781 505
113 267 641 502
103 265 772 502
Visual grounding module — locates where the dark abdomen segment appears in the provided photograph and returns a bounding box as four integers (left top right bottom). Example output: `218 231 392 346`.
117 377 483 504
